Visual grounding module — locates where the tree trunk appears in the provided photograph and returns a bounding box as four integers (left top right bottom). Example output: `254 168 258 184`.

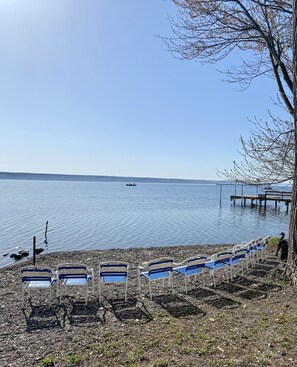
287 0 297 283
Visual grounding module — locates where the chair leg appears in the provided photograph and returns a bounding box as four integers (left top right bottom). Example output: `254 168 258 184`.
230 266 233 281
149 281 152 300
184 276 187 294
98 279 102 303
171 275 174 295
56 281 59 298
125 280 128 302
138 272 141 294
21 285 25 308
212 271 216 288
59 285 62 304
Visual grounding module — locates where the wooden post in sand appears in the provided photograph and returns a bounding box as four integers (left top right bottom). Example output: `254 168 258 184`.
33 236 36 266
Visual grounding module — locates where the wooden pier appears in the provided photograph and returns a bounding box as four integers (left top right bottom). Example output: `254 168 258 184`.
230 190 292 210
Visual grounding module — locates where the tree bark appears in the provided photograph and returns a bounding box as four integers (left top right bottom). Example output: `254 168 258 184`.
287 0 297 283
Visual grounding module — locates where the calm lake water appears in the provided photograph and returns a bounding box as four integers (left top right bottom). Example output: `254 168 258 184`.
0 180 290 267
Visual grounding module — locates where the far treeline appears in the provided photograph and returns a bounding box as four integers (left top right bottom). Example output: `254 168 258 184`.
166 0 297 282
0 172 217 185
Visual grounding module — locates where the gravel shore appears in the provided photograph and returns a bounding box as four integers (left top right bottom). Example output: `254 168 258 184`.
0 243 295 367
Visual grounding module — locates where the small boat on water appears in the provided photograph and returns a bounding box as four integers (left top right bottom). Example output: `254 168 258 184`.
265 185 272 190
126 183 137 186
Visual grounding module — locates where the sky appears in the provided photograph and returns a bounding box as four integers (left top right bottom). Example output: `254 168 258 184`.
0 0 290 180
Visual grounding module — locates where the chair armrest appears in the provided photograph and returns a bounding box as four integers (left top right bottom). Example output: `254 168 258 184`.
173 261 183 267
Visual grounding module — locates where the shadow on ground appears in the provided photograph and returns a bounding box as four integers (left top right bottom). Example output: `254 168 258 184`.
153 294 206 318
66 297 106 326
215 281 267 300
107 296 153 324
188 286 241 309
22 302 64 332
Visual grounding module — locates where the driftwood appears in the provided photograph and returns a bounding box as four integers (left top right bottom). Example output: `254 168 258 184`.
44 221 48 245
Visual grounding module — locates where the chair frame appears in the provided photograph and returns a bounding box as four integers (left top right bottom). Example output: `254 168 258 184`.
56 263 94 305
229 247 249 279
138 257 174 300
98 261 129 302
205 251 233 287
174 256 207 293
255 236 270 261
20 266 56 308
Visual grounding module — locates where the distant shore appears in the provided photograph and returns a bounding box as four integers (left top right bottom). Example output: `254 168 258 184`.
0 171 218 184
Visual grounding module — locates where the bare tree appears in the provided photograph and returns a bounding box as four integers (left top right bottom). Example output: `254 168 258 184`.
167 0 297 282
219 115 294 183
166 0 294 184
166 0 293 114
287 0 297 283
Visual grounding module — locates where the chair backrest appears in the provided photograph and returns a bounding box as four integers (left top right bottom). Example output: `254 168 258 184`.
99 262 129 277
57 263 89 280
233 244 244 250
259 235 271 245
21 267 52 282
233 248 248 260
213 251 233 264
254 237 263 245
183 256 207 271
243 239 256 251
145 257 174 275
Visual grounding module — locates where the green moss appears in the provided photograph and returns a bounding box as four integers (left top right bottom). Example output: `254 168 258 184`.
40 356 54 367
126 346 146 364
67 354 83 366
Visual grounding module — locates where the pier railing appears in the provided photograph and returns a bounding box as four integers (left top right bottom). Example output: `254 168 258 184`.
264 190 292 200
230 190 292 210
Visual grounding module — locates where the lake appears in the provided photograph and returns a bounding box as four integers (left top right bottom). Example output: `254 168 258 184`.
0 179 290 267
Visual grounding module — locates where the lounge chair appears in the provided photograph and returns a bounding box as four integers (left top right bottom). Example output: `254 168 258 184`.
138 257 174 300
98 261 129 302
56 263 94 305
20 266 56 308
174 256 208 293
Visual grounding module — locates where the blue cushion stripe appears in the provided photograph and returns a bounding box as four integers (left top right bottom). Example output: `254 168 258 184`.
59 274 87 279
150 260 173 266
59 266 87 270
100 272 127 277
21 268 51 273
149 266 172 275
22 276 51 282
186 263 205 270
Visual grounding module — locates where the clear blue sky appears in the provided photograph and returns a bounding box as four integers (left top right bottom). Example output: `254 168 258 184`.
0 0 288 180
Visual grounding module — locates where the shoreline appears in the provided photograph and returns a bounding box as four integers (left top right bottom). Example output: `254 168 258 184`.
2 243 233 272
